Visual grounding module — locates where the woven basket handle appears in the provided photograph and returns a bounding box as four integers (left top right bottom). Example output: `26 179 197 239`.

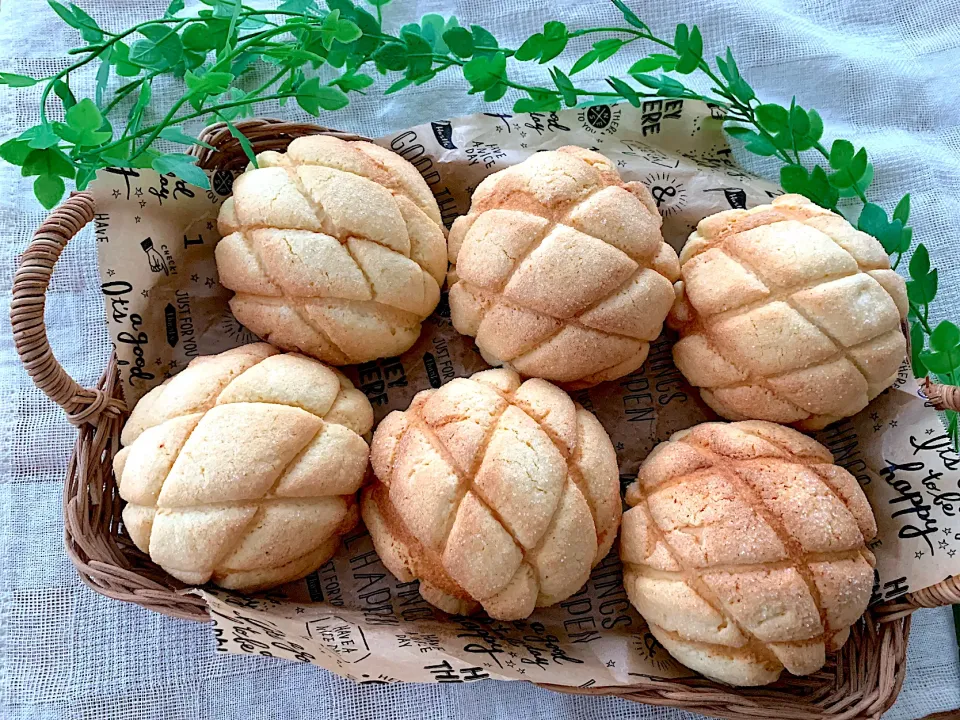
11 191 126 427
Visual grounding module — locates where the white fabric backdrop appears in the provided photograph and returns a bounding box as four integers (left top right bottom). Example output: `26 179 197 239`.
2 0 959 718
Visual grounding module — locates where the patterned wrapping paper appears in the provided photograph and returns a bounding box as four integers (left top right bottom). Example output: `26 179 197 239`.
90 101 960 687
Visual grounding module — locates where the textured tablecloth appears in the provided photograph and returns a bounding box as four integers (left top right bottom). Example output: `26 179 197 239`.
2 0 959 718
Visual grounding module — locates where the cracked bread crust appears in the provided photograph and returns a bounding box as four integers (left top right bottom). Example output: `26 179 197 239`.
114 343 373 591
362 367 622 620
215 135 447 365
620 420 877 686
447 146 680 389
669 194 908 430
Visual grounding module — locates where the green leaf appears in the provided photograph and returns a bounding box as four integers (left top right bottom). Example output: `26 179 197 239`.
807 109 823 142
130 24 184 70
463 51 506 93
910 321 927 378
513 94 561 113
384 76 412 95
716 47 741 84
75 165 96 191
368 0 391 5
907 269 938 306
848 147 868 182
219 114 258 168
920 346 960 375
898 224 913 254
514 33 543 62
806 164 839 209
34 173 65 209
894 193 911 225
185 69 234 97
539 21 568 63
724 125 753 138
182 23 216 51
837 161 873 198
21 147 75 178
53 79 76 110
829 139 854 169
159 126 215 149
333 17 362 44
65 98 101 131
674 24 689 54
593 38 623 62
780 165 808 194
165 0 185 15
545 67 575 106
69 3 104 42
0 72 39 87
332 72 374 91
443 26 474 58
909 243 930 281
402 30 433 78
931 321 960 353
569 49 599 76
373 42 407 72
629 56 663 74
0 138 32 165
728 77 754 104
674 52 699 74
470 25 499 57
151 152 210 189
756 104 789 134
688 26 703 56
24 123 62 149
296 77 350 114
858 202 888 239
606 76 641 107
483 81 508 102
611 0 648 31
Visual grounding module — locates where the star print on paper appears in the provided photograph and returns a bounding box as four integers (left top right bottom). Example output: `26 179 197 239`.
508 652 518 658
295 607 304 614
207 221 214 230
889 420 898 428
617 159 626 168
163 371 172 380
926 428 936 435
944 528 953 536
155 357 163 366
873 423 882 432
141 289 149 298
915 551 924 559
520 143 527 149
505 659 515 668
939 539 950 550
517 668 525 675
139 200 147 208
605 660 615 668
950 549 957 558
191 274 199 282
134 187 143 197
111 189 121 199
106 268 115 277
205 277 216 288
615 442 625 451
870 412 880 421
134 216 141 223
169 359 178 369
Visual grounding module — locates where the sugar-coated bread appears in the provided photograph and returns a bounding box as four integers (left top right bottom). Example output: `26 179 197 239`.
620 420 877 686
114 343 373 591
670 194 908 430
362 368 622 619
447 146 680 389
216 135 447 365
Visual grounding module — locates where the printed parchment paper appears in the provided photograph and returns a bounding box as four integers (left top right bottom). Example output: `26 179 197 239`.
91 101 959 687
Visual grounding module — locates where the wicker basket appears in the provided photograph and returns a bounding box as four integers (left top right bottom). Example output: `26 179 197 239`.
10 118 960 720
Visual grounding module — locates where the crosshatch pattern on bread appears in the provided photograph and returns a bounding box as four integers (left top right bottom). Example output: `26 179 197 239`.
620 421 878 686
670 194 908 430
447 146 681 389
216 135 448 365
114 343 374 591
362 368 622 620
